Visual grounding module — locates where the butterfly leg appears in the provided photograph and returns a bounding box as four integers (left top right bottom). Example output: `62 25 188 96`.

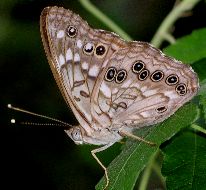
119 130 156 146
91 143 114 190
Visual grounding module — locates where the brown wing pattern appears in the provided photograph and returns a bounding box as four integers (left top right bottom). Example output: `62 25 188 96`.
91 42 199 130
40 6 127 132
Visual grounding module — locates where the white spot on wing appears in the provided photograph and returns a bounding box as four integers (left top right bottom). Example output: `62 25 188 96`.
143 89 157 97
66 49 73 61
100 82 111 98
165 91 178 99
131 82 140 89
88 65 99 77
59 54 65 67
74 53 80 62
141 86 147 92
76 40 83 48
112 88 118 94
121 79 132 88
82 62 89 70
140 111 150 118
57 30 65 38
85 42 93 50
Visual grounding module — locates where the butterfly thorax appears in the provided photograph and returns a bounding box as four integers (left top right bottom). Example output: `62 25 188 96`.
65 125 123 146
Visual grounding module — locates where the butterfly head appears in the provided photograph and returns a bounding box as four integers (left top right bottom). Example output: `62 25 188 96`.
65 126 84 145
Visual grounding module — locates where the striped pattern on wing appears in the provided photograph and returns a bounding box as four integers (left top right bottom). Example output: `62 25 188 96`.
91 42 199 130
40 6 127 131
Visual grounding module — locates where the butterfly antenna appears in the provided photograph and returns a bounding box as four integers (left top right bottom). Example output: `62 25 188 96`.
9 118 70 129
7 104 73 128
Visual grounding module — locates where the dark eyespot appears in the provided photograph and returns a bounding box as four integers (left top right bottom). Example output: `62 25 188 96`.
132 60 145 73
176 83 187 96
66 26 77 37
115 69 127 83
156 106 167 113
105 67 117 82
166 74 179 85
138 69 149 81
151 70 164 82
95 44 106 56
83 42 94 55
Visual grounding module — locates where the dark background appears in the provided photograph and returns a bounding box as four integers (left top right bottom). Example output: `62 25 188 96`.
1 0 206 189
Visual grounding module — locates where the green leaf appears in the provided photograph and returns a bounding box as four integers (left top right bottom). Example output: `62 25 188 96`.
199 79 206 97
161 130 206 190
197 78 206 124
96 103 198 190
192 58 206 82
200 96 206 123
191 59 206 123
163 28 206 63
199 79 206 123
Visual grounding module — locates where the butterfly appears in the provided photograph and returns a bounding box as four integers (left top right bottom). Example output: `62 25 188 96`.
40 6 199 189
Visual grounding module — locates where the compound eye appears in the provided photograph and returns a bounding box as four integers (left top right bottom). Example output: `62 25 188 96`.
71 128 82 141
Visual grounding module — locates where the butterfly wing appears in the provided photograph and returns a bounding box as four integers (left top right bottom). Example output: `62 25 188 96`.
40 6 127 133
91 42 199 130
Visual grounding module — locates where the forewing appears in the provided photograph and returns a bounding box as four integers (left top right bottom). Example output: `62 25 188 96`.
40 6 126 131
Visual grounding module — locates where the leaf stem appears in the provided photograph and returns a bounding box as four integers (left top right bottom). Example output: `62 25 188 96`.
191 124 206 135
78 0 132 41
139 149 160 190
152 161 166 188
151 0 201 48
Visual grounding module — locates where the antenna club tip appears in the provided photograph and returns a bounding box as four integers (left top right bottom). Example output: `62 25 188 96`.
8 104 12 108
11 119 16 124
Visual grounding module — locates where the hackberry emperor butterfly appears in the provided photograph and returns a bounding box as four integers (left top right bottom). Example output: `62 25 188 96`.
40 6 199 189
